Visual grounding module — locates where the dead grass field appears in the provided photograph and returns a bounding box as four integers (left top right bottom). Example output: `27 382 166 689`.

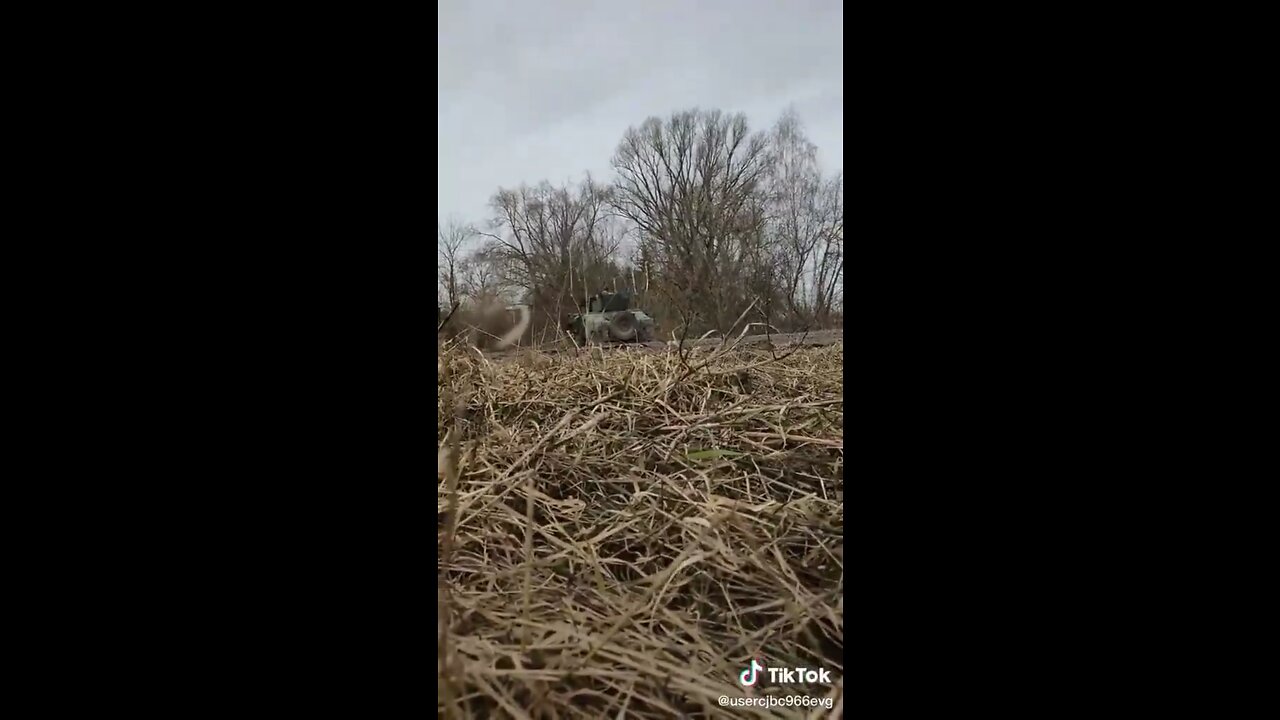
438 339 844 719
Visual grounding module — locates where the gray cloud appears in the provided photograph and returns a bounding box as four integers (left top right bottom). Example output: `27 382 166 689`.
438 0 843 225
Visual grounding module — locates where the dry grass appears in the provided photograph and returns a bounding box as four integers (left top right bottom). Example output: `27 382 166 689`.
438 339 844 719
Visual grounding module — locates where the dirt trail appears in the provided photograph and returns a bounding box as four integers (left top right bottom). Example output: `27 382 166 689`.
454 329 844 358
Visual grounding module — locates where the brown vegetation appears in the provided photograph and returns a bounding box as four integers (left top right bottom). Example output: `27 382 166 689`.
438 340 844 718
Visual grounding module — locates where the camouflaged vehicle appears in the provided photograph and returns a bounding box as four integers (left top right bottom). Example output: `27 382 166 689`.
565 290 655 346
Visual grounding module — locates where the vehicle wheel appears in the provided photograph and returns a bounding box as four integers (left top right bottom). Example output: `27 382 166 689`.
609 312 637 341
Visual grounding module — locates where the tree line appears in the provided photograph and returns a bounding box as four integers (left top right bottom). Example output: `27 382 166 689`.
438 106 843 342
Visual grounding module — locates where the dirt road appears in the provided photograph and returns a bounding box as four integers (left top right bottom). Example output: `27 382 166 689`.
636 328 842 350
453 329 844 357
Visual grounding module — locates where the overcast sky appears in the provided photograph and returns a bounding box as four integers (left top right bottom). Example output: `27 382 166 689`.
438 0 843 228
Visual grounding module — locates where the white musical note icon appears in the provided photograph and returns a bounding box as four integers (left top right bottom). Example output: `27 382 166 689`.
738 658 765 686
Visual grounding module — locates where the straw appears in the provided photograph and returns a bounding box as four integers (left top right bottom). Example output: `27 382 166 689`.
438 340 844 719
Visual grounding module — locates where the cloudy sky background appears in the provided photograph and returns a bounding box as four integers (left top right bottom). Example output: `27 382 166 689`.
438 0 843 230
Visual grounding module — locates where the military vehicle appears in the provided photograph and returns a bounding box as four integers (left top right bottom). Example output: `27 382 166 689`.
565 289 656 346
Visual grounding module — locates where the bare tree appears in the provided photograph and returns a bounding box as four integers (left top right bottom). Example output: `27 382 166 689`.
610 109 772 334
437 218 474 308
763 108 844 328
457 249 502 303
810 175 843 324
481 176 619 335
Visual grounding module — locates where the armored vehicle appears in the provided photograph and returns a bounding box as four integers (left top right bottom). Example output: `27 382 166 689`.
565 290 656 346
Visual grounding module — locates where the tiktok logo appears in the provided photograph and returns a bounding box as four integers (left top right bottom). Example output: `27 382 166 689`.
738 659 765 686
